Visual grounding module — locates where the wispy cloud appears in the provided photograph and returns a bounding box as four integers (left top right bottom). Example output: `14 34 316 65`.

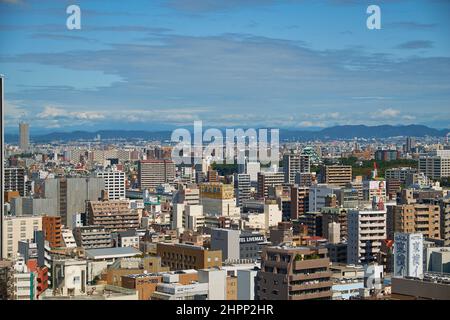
395 40 434 50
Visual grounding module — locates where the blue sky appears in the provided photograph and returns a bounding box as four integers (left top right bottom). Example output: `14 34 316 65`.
1 0 449 133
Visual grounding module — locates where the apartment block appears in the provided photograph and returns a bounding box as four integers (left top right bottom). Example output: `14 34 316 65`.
388 204 440 240
256 246 332 300
320 165 352 188
2 216 42 259
42 216 62 248
87 199 139 232
347 209 387 265
283 153 310 184
257 172 284 199
95 167 126 200
290 186 309 220
138 160 176 190
4 167 26 196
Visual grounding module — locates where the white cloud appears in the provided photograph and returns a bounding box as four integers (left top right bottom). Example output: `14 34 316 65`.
372 108 401 119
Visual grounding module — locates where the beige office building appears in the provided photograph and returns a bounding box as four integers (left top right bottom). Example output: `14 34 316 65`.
2 215 42 259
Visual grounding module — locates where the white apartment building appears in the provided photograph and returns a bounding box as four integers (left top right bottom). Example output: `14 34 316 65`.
2 216 42 259
347 208 387 265
96 167 126 200
61 228 77 248
419 150 450 179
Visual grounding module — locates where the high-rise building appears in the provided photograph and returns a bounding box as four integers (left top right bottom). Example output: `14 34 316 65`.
42 216 62 248
200 183 240 217
257 172 284 199
256 246 332 300
4 167 26 196
19 122 29 151
320 165 352 187
283 153 310 184
95 167 126 200
234 173 251 207
87 199 139 232
347 208 387 265
2 215 42 259
43 177 104 229
418 150 450 179
405 137 416 153
290 186 309 220
388 204 441 240
138 160 176 190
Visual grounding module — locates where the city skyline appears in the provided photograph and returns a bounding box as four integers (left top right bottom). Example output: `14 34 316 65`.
1 0 450 132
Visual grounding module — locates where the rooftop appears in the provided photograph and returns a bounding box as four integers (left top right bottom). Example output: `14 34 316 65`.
85 247 141 260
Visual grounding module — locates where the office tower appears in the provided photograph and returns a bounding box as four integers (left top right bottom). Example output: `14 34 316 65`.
418 150 450 179
234 173 251 207
43 177 104 229
256 246 332 300
19 122 29 151
394 232 423 278
347 208 387 265
1 75 4 260
87 199 139 232
156 243 222 270
283 153 310 184
405 137 416 153
2 215 42 259
42 216 62 248
388 204 441 239
320 165 352 187
4 167 26 196
138 160 176 190
257 172 284 199
95 167 126 200
290 186 309 220
200 183 240 217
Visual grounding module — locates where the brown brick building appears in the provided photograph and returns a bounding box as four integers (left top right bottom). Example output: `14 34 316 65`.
157 243 222 270
42 216 62 248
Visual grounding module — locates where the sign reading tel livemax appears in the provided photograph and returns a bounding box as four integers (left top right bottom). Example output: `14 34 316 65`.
239 235 265 244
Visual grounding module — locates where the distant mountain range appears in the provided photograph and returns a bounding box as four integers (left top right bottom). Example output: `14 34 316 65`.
4 124 450 143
